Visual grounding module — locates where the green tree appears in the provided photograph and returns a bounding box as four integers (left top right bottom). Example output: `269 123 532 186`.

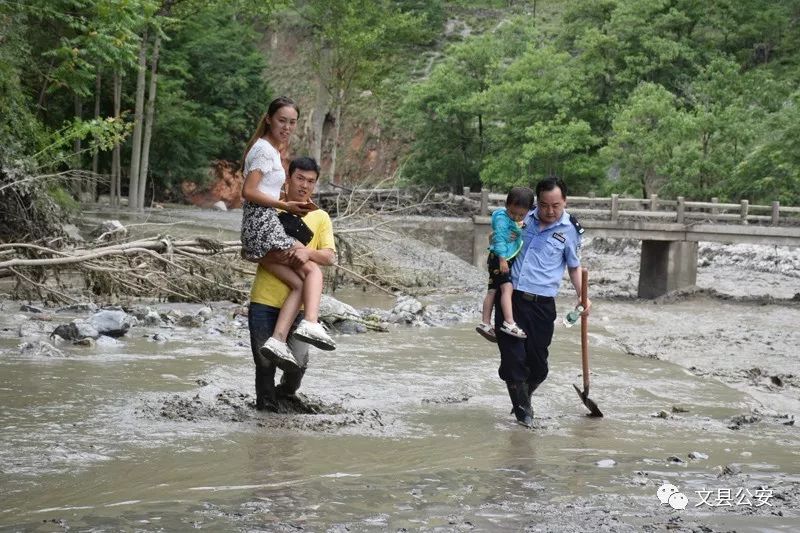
299 0 426 182
601 82 691 198
398 34 503 190
661 58 768 200
731 91 800 204
148 4 270 187
481 43 600 188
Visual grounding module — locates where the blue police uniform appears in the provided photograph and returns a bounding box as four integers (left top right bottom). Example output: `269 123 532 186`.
494 208 582 390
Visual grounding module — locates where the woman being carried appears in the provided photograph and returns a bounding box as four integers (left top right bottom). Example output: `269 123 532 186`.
240 96 335 370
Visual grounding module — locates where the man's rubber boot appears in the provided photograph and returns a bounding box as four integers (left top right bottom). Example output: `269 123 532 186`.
509 383 536 416
276 367 306 398
506 381 533 428
254 366 277 412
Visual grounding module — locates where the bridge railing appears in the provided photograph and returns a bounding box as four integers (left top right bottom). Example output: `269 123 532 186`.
466 189 800 226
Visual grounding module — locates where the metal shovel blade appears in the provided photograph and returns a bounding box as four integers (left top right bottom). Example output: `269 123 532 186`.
573 383 604 417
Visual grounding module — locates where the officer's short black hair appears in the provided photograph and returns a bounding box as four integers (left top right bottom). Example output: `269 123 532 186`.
535 176 568 199
506 186 535 209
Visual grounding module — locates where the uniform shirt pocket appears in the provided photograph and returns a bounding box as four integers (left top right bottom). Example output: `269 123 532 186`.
545 237 565 256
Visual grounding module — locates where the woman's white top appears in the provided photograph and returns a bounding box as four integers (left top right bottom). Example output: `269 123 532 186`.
244 138 284 200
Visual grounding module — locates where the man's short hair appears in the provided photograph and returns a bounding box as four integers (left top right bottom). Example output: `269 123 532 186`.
535 176 568 199
506 186 535 209
289 156 320 179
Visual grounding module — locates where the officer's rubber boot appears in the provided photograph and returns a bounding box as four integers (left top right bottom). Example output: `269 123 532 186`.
509 382 537 416
506 381 533 428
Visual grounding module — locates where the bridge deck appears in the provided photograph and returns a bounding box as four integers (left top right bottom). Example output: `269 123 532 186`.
470 192 800 247
473 216 800 246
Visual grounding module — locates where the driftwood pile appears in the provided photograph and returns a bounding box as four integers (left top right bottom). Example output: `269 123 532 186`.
316 186 479 218
0 221 420 304
0 177 471 303
0 236 250 304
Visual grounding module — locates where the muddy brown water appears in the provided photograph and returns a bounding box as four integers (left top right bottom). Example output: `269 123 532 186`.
2 206 799 531
1 293 798 532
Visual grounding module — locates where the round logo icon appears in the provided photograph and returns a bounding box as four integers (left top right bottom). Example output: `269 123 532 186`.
668 492 688 510
657 483 679 504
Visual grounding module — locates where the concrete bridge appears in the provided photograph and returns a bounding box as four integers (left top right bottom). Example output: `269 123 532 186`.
470 191 800 298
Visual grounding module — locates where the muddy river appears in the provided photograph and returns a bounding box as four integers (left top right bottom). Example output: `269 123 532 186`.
1 207 799 531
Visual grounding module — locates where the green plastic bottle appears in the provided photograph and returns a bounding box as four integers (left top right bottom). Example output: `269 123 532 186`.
562 305 585 328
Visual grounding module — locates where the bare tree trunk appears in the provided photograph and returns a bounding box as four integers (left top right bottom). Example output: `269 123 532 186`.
306 38 330 165
307 76 329 163
90 69 101 202
73 95 83 161
111 71 122 208
328 90 344 184
307 46 330 163
137 33 161 210
128 31 148 210
37 60 54 114
72 94 83 194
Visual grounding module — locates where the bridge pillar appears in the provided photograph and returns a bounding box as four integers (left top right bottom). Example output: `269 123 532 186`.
473 216 491 267
638 240 698 298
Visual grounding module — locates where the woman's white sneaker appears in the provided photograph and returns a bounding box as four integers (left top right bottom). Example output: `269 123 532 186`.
259 337 301 372
292 320 336 351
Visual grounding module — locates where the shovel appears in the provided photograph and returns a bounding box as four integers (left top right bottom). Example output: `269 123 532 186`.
573 267 604 417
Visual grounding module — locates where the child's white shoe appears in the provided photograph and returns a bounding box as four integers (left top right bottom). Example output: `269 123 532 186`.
500 321 527 338
475 322 497 343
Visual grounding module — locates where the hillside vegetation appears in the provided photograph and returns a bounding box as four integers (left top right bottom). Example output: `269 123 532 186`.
2 0 799 241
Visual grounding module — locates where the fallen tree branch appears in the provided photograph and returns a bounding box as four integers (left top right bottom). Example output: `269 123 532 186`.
0 238 241 269
8 267 80 303
1 235 249 303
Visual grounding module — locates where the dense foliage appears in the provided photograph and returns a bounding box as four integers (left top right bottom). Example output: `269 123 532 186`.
399 0 800 203
150 5 270 188
0 0 274 216
1 0 799 219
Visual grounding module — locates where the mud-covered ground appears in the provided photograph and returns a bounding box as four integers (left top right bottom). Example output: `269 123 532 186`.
2 208 799 531
579 238 800 417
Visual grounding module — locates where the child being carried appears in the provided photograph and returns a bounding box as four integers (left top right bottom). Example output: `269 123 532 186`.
476 186 535 342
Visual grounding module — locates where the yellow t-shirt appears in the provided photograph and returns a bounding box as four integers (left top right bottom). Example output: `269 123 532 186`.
249 209 336 308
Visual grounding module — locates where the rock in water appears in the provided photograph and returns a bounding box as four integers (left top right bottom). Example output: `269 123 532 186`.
56 303 98 313
51 321 100 341
94 220 127 241
88 310 136 337
177 315 204 328
319 294 362 326
388 295 424 324
596 459 616 468
142 310 164 327
61 223 84 243
19 340 65 357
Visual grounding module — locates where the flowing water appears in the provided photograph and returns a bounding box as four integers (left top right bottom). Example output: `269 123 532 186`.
2 206 799 531
1 293 798 532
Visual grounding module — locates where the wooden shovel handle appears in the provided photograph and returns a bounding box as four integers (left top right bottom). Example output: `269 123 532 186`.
580 267 590 390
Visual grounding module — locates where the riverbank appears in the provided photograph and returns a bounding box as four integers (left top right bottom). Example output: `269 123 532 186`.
6 205 800 420
578 237 800 418
1 207 799 531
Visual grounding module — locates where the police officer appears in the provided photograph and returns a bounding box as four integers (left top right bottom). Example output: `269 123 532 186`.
494 176 591 427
